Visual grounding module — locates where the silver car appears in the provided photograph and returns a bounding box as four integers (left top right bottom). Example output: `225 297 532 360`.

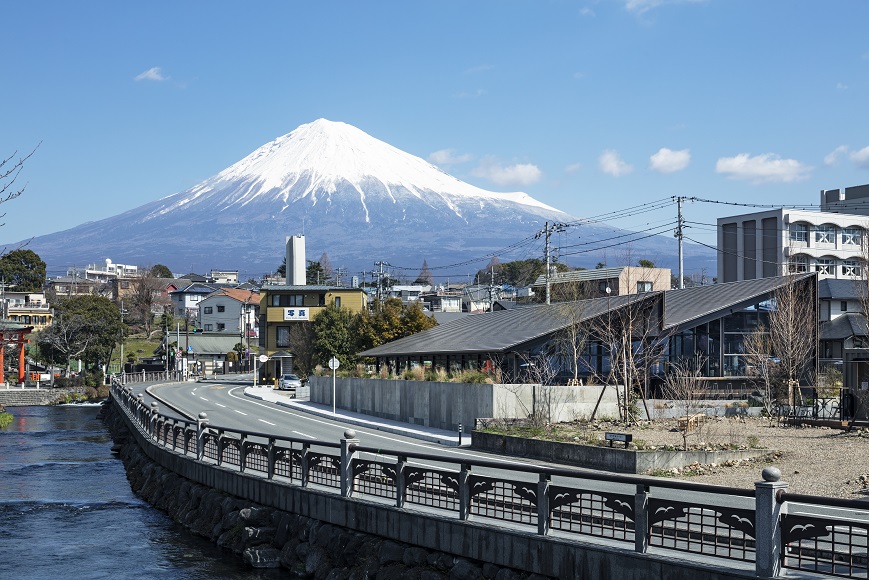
278 373 302 392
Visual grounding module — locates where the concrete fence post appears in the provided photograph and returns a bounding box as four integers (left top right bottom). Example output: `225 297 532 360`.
537 473 551 536
755 467 788 578
197 412 209 461
341 429 360 498
239 433 247 472
150 402 159 438
136 394 144 426
267 438 276 480
459 463 471 521
634 484 649 554
396 455 407 508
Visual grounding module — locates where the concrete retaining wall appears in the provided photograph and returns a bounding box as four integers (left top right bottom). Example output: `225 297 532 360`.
109 396 754 579
309 377 620 431
0 387 90 407
472 430 767 474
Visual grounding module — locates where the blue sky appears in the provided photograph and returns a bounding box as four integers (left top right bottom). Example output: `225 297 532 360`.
3 1 869 264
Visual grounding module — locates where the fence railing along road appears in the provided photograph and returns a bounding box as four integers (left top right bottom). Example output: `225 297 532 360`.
113 381 868 579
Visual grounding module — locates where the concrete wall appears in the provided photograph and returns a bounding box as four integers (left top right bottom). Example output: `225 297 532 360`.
309 377 620 430
472 431 767 474
0 387 90 407
111 397 756 580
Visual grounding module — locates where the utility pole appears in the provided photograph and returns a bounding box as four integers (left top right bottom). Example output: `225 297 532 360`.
536 221 567 305
374 261 389 304
674 196 686 289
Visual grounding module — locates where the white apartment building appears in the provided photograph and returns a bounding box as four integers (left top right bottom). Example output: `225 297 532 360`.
68 258 138 282
717 208 869 283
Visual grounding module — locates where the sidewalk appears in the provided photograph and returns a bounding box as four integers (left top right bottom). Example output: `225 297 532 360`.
244 387 470 447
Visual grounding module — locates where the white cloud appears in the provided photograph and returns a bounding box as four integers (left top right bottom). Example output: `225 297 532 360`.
428 149 473 166
837 82 848 91
453 89 486 99
715 153 812 184
649 147 690 173
625 0 705 15
579 6 595 16
135 67 168 82
472 157 542 186
572 72 585 80
825 145 849 166
598 150 634 177
465 64 493 74
851 146 869 169
565 162 583 174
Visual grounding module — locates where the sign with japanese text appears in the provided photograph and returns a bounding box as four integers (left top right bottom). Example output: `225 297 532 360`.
283 308 309 321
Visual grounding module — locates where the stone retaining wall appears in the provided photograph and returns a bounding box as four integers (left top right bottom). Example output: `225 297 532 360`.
104 397 755 579
0 387 89 407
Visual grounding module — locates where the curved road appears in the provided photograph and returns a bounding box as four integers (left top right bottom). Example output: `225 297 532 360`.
136 377 550 472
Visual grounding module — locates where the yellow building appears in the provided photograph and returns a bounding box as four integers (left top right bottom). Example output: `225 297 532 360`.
259 284 368 378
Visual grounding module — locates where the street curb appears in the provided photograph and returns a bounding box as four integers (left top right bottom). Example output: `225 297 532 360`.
244 387 462 447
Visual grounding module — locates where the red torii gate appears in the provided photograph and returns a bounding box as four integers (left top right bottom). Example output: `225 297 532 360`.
0 322 34 385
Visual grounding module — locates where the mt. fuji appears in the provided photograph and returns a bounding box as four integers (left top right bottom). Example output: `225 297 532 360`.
19 119 713 278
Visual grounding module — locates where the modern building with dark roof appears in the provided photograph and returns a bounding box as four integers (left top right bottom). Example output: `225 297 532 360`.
361 274 818 396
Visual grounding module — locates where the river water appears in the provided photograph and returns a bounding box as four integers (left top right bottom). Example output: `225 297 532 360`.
0 405 281 579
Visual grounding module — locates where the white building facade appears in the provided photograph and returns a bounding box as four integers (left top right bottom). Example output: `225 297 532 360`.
717 208 869 283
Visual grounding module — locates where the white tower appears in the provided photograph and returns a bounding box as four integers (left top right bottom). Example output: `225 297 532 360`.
285 235 306 286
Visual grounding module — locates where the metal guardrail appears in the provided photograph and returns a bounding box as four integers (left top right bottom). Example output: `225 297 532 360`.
112 380 869 579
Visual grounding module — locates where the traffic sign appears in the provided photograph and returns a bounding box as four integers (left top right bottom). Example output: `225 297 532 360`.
258 355 269 363
328 356 340 370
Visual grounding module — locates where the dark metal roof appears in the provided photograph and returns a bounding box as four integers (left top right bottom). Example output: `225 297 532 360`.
360 292 652 357
360 274 817 359
820 313 868 341
661 274 814 331
818 278 862 300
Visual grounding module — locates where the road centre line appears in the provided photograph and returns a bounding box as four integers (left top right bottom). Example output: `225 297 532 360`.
293 430 316 439
259 419 276 426
223 387 525 466
216 403 226 408
234 409 247 415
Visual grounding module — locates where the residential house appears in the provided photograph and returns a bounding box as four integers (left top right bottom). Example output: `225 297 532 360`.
198 288 260 339
169 283 218 320
531 266 672 302
4 291 52 331
45 276 101 298
818 279 867 369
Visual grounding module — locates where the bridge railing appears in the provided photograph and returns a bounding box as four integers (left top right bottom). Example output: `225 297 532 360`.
111 381 869 579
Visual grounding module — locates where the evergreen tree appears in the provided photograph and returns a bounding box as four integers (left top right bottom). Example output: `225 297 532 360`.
0 249 46 292
311 304 355 368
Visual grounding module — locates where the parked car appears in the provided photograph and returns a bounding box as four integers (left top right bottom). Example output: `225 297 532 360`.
278 373 302 392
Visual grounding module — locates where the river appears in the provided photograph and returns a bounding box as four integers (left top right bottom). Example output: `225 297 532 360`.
0 405 282 579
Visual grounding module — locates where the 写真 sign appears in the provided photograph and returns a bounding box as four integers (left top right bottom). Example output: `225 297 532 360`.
283 308 309 321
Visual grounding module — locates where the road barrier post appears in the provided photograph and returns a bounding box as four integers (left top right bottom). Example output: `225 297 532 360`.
755 467 788 578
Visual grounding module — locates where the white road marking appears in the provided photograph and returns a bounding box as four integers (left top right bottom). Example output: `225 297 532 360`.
216 403 226 408
259 419 276 426
199 397 208 402
223 386 527 466
293 430 316 439
234 409 247 416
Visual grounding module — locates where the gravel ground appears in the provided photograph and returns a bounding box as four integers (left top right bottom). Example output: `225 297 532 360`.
577 416 869 499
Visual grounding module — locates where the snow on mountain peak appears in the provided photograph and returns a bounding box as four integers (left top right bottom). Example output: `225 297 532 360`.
202 118 559 212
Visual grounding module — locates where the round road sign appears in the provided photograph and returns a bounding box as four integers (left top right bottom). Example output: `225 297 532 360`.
328 356 340 370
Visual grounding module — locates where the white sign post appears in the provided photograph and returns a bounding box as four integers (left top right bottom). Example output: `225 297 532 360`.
328 356 340 415
256 354 269 387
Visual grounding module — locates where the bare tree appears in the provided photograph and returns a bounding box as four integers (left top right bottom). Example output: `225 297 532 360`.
126 268 169 337
768 275 816 405
552 282 594 385
287 322 316 377
742 324 781 423
662 355 709 451
0 145 39 220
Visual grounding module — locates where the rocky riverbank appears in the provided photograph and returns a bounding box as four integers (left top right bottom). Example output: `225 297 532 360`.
101 401 553 579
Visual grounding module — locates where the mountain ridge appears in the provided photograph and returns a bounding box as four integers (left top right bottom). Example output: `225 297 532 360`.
12 119 715 278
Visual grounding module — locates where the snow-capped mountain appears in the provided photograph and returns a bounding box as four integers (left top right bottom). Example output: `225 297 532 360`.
19 119 714 278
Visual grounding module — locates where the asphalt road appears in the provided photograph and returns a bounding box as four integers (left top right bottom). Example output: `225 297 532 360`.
136 377 551 474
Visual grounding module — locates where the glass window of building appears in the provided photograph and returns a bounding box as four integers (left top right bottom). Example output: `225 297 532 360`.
789 256 808 273
789 223 808 242
815 224 836 244
842 227 863 246
815 258 835 275
842 260 861 277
